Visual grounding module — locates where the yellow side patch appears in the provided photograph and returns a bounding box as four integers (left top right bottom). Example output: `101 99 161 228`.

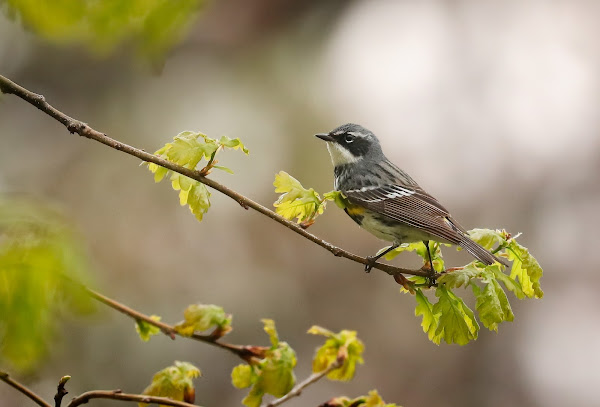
345 203 366 216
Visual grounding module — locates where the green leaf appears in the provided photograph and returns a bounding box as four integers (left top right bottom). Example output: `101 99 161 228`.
506 240 543 298
385 241 445 272
308 326 365 381
0 199 95 372
232 319 297 407
323 390 401 407
468 228 507 250
273 171 324 223
231 365 255 389
174 304 232 337
219 136 249 154
323 190 347 209
213 165 234 174
168 173 211 221
491 265 525 300
414 289 442 345
437 262 484 289
135 315 162 342
433 285 479 345
473 279 514 332
140 361 201 407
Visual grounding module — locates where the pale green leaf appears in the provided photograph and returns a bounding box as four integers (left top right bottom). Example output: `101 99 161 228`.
414 289 442 345
262 318 279 347
213 165 234 174
273 171 324 223
140 361 201 407
433 285 479 345
323 190 347 209
437 262 484 289
135 315 162 342
311 328 364 381
473 279 514 332
506 240 543 298
174 304 232 337
219 136 249 154
468 228 507 250
231 365 255 389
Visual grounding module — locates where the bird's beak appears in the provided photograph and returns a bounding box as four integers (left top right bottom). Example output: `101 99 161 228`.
315 133 334 142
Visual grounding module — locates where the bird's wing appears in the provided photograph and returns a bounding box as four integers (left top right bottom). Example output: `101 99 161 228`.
343 184 466 244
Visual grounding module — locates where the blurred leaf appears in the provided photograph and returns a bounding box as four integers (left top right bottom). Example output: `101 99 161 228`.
433 285 479 345
308 326 364 381
0 198 94 372
322 390 401 407
135 315 162 342
1 0 207 62
174 304 232 337
140 361 201 407
231 319 297 407
273 171 325 224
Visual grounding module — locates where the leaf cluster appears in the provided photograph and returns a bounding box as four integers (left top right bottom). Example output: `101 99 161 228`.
322 390 401 407
308 326 364 381
231 319 297 407
140 361 201 406
273 171 345 226
147 131 248 221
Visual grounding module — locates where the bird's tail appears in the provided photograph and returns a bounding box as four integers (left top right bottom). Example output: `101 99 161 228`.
459 235 509 267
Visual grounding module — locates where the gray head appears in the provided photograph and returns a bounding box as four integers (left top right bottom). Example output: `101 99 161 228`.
315 123 383 167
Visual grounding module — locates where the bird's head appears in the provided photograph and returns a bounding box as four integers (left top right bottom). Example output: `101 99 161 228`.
315 123 382 167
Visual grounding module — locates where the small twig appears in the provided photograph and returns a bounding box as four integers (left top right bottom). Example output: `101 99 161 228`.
0 73 430 281
54 375 71 407
71 281 266 363
0 370 52 407
264 356 345 407
66 390 201 407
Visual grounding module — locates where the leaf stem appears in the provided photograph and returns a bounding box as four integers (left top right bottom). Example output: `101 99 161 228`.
0 370 52 407
0 73 430 280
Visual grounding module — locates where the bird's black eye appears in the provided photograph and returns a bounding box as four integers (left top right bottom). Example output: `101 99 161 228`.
344 134 355 143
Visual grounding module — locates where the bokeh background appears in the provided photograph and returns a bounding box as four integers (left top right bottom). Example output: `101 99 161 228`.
1 1 599 406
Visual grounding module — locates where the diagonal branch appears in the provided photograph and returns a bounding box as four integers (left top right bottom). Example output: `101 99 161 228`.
66 390 201 407
0 370 52 407
72 281 267 364
0 73 430 280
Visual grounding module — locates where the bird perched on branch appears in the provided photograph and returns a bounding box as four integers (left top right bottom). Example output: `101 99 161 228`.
315 123 508 279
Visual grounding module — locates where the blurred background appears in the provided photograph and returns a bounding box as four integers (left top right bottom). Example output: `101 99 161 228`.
1 0 599 406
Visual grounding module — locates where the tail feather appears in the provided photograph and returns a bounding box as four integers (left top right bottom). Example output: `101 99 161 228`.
459 236 509 267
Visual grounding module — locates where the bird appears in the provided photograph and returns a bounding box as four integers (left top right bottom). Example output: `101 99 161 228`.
315 123 509 278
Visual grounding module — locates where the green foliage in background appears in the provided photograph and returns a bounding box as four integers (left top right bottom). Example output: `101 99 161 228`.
147 131 248 221
231 319 297 407
0 199 94 372
140 361 201 406
272 173 544 346
0 0 206 61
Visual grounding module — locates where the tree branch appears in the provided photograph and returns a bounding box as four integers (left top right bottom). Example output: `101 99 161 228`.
72 282 267 363
0 370 52 407
54 376 71 407
66 390 201 407
0 73 431 282
263 357 345 407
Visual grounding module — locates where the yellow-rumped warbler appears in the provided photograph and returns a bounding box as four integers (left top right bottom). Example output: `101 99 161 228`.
316 123 508 275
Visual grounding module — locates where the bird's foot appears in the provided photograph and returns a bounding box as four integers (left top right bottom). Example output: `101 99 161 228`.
364 256 377 273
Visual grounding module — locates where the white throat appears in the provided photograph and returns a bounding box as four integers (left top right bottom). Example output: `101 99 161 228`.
326 142 362 167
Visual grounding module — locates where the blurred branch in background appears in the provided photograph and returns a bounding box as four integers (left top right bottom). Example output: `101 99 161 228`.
0 73 429 282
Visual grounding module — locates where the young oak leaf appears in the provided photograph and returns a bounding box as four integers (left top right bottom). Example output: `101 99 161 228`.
472 278 514 332
384 241 445 272
437 262 485 289
323 190 347 209
174 304 232 337
219 136 249 154
135 315 162 342
140 361 201 407
170 173 211 221
321 390 401 407
231 319 297 407
433 285 479 345
468 228 507 251
506 240 543 299
273 171 325 224
414 289 443 345
308 325 365 381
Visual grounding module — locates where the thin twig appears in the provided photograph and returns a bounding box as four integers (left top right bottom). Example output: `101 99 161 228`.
66 390 201 407
54 375 71 407
0 73 432 281
73 282 267 363
264 358 345 407
0 370 52 407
